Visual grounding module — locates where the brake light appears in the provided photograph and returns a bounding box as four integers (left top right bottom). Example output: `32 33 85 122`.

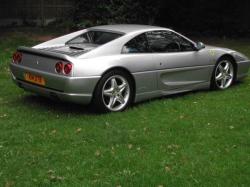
55 61 72 75
55 62 63 73
64 63 73 75
12 51 22 64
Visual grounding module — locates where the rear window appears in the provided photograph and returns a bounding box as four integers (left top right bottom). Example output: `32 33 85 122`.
67 31 123 45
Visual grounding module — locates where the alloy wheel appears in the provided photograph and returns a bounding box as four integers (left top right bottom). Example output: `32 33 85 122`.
215 60 234 89
102 75 130 111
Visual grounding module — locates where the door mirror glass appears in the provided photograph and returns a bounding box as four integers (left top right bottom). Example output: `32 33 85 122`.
195 42 205 51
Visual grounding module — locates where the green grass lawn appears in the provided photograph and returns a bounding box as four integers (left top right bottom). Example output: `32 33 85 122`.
0 32 250 187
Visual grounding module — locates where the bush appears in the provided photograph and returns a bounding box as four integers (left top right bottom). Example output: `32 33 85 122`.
74 0 162 27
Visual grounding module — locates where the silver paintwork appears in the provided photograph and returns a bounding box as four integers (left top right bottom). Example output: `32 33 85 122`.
10 24 250 105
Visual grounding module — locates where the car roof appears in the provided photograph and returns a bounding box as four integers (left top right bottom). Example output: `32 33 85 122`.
89 24 169 34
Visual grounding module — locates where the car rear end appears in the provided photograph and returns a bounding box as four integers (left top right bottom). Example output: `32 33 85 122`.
10 47 99 104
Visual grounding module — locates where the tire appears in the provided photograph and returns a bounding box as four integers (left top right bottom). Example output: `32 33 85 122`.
92 70 134 113
211 57 235 90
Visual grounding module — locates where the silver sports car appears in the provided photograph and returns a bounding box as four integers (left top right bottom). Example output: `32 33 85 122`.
10 24 250 112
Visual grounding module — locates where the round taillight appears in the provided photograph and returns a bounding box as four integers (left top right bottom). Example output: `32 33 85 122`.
64 63 72 75
55 62 63 73
12 51 22 64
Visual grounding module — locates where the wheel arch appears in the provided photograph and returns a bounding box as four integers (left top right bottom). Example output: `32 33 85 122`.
93 66 136 103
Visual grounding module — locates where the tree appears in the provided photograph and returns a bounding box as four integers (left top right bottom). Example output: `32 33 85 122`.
74 0 163 26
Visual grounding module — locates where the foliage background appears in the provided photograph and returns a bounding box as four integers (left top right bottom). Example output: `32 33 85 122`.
0 0 249 37
73 0 250 37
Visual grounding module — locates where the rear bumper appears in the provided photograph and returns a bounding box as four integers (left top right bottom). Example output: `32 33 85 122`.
10 64 100 104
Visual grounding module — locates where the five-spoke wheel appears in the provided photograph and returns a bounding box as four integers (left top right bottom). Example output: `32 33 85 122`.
212 58 235 90
102 75 130 111
92 70 133 112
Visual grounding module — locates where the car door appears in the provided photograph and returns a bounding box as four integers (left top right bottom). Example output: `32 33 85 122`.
120 33 158 97
146 30 213 92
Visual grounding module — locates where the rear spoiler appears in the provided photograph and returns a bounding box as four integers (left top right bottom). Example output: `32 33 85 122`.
17 46 71 61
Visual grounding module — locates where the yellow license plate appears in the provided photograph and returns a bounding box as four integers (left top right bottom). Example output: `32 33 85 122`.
24 73 46 86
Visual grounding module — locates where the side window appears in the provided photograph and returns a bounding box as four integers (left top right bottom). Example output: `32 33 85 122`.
146 31 195 53
122 34 148 53
171 32 195 52
88 31 122 45
67 33 89 44
147 31 175 52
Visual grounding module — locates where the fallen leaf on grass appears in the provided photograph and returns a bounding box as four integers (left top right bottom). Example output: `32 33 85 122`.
0 114 7 118
50 129 57 135
165 165 171 172
95 150 101 157
49 175 64 182
56 176 64 181
49 175 56 182
128 144 133 149
179 115 185 119
47 169 55 174
47 170 64 182
160 131 165 134
76 128 82 133
5 181 14 187
167 144 180 149
111 146 115 155
167 145 172 149
171 152 176 155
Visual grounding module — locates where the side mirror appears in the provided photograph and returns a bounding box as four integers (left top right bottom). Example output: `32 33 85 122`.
195 42 205 51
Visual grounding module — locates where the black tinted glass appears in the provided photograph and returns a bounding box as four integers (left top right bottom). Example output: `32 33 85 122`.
147 31 194 53
122 34 148 53
68 31 122 45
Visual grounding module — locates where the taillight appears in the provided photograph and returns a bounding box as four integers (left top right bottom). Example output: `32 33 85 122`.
55 62 63 73
64 63 72 75
12 51 22 64
55 61 72 75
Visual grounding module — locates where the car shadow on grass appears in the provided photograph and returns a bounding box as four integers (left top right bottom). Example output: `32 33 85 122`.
21 94 95 115
133 81 243 107
19 81 243 114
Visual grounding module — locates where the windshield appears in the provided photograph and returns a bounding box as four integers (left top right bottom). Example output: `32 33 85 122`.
67 30 123 45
